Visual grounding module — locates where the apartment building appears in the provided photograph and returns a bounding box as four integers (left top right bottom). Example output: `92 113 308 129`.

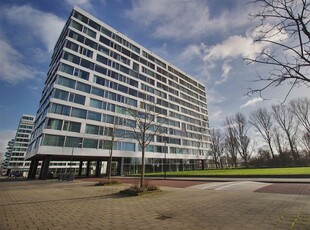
26 7 210 179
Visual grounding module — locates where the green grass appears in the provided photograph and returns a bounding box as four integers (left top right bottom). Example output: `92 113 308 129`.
144 167 310 178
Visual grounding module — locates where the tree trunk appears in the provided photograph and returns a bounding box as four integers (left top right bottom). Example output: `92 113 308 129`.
108 149 112 182
140 146 145 187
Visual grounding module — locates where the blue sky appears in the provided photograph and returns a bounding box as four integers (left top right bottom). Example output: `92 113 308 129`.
0 0 309 153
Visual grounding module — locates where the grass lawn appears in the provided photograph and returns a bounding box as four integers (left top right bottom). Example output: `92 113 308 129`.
144 167 310 178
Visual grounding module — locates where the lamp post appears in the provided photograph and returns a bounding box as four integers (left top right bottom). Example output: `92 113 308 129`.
70 143 82 174
164 141 167 179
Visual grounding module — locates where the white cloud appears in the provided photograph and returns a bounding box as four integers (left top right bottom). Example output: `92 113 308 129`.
0 130 16 153
180 44 204 61
126 0 250 40
2 5 65 52
0 39 38 84
203 24 288 62
215 62 232 85
65 0 95 10
240 97 263 109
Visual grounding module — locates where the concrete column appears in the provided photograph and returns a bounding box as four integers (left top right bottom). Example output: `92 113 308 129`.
39 156 51 180
78 161 83 176
28 159 39 179
120 157 124 176
86 161 90 177
95 160 101 177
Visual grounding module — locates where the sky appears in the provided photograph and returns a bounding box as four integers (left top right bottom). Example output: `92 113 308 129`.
0 0 309 153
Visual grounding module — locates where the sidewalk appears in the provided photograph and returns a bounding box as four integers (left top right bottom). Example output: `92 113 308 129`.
1 180 309 230
141 176 310 184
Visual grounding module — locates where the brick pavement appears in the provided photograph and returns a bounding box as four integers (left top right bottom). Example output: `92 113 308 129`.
0 180 309 230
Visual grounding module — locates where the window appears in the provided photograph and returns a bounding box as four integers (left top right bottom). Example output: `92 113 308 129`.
83 139 98 148
70 20 83 31
98 45 109 55
80 59 94 70
101 27 112 37
64 52 80 64
46 119 62 130
65 136 83 147
50 103 70 116
89 98 102 109
71 108 87 119
95 65 107 75
54 89 69 101
43 134 65 147
85 38 98 49
96 54 108 65
83 27 96 38
76 82 91 93
85 124 100 135
63 121 81 132
121 142 135 151
69 93 85 105
91 87 104 97
59 63 74 75
87 111 101 121
57 76 76 88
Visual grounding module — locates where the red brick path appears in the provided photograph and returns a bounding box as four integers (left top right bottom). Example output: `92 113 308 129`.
254 183 310 195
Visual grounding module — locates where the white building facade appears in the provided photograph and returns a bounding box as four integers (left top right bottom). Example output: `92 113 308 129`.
26 7 210 179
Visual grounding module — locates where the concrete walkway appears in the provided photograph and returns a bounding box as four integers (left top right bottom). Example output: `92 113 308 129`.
0 180 309 230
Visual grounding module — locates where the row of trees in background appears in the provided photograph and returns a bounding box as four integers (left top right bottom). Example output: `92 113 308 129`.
209 97 310 168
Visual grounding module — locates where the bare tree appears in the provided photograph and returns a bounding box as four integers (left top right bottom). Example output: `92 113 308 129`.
249 107 275 159
289 97 310 133
209 128 224 168
104 117 125 183
301 131 310 153
272 104 300 162
223 116 238 168
126 101 166 187
246 0 310 99
234 113 251 167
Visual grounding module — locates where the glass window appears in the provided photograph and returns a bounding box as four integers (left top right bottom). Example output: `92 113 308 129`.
83 27 96 38
70 20 83 31
87 111 101 121
96 54 108 65
95 65 107 75
57 76 76 89
71 108 87 119
73 11 88 23
43 134 65 147
64 52 80 64
76 82 91 93
66 41 79 52
99 36 111 46
85 124 99 135
118 84 128 93
46 118 62 130
100 27 112 37
88 19 100 31
85 38 98 49
80 59 94 70
63 121 80 133
122 142 135 151
71 94 85 105
91 87 104 97
65 136 83 147
54 89 69 101
98 45 109 55
50 103 70 116
59 63 74 75
89 98 102 109
83 139 98 148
